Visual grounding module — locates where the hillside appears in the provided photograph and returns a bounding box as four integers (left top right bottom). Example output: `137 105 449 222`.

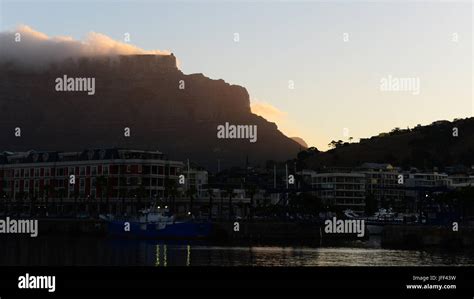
302 118 474 171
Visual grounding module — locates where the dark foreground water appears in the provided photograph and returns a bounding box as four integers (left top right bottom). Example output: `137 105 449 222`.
1 236 474 266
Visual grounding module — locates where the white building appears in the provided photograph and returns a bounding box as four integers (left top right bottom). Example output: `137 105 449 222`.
311 172 366 212
405 172 449 188
447 175 474 189
183 169 208 197
358 163 405 210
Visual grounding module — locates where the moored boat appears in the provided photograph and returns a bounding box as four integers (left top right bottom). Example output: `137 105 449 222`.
100 205 212 239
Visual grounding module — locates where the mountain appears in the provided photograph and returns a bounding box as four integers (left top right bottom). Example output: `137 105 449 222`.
290 137 308 149
0 54 301 170
301 118 474 171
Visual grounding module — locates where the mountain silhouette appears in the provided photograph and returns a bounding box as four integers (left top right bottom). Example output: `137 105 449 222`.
301 118 474 171
0 54 301 170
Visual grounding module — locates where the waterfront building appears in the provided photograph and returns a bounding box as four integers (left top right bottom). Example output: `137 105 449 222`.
403 172 450 209
311 172 366 212
0 149 183 205
357 163 406 211
447 174 474 189
183 169 209 198
404 172 449 189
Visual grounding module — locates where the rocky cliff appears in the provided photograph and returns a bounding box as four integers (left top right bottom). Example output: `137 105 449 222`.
0 54 301 170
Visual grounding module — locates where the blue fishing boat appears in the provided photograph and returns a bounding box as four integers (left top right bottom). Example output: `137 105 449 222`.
100 206 212 239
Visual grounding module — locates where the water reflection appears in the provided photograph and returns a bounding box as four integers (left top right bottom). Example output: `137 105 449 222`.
0 236 473 266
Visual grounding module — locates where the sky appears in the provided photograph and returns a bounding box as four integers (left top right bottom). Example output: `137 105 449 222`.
0 0 472 150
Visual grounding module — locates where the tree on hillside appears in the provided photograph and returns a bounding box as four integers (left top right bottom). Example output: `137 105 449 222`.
328 140 344 149
296 147 320 169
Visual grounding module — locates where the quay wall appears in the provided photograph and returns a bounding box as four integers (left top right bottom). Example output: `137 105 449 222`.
213 222 323 243
381 225 474 248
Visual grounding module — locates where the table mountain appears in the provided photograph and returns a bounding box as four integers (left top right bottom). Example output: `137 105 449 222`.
0 54 301 170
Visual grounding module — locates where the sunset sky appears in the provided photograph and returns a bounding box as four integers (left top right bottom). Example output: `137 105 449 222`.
0 0 472 150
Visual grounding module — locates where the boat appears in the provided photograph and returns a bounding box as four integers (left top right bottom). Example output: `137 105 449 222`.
343 208 422 235
365 209 422 235
99 205 212 239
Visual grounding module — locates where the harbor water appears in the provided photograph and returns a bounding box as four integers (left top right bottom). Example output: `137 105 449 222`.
1 236 474 266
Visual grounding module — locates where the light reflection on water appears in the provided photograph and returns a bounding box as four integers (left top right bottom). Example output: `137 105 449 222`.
1 236 473 266
153 245 474 267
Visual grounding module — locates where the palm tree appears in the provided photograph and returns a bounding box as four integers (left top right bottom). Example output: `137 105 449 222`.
245 183 258 220
3 193 9 215
43 184 53 216
105 181 111 214
225 187 234 221
1 192 7 215
137 183 146 212
121 189 126 216
164 178 178 212
29 193 37 217
58 189 65 216
219 190 224 220
73 189 79 215
207 189 214 220
96 176 107 214
186 186 197 215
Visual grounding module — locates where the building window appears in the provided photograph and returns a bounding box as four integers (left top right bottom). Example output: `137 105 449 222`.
92 166 97 176
170 167 176 176
24 180 29 190
80 178 85 191
80 167 85 176
138 165 142 173
34 168 40 177
103 165 109 175
126 165 131 173
14 169 20 178
91 177 96 188
126 177 131 185
87 150 95 160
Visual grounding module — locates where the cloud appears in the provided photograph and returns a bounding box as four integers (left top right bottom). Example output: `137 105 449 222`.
250 100 287 122
0 25 173 69
251 99 296 134
251 99 314 147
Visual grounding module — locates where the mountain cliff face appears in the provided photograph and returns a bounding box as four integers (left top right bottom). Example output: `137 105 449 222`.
0 54 301 170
